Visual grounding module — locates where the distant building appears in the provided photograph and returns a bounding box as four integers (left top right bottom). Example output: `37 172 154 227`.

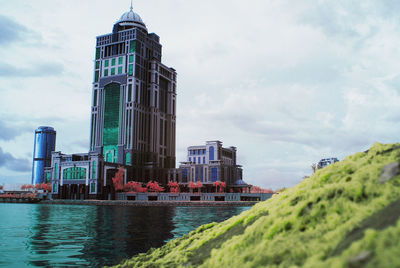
317 158 339 169
32 126 56 184
177 141 247 192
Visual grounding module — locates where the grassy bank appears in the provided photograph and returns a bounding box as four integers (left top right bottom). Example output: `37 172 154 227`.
110 143 400 267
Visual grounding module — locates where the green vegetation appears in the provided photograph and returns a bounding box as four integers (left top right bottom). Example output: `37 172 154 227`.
110 143 400 268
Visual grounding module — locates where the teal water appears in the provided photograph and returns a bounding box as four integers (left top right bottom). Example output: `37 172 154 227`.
0 204 250 267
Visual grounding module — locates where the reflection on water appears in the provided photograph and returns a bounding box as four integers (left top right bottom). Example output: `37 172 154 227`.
0 204 250 267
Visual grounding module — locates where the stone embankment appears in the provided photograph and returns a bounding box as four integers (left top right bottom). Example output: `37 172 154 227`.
42 199 257 207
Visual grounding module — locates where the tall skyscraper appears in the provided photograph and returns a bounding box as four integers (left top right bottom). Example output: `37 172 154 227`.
32 126 56 184
89 5 177 183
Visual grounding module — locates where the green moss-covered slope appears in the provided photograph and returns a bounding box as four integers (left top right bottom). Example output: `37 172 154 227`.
111 143 400 268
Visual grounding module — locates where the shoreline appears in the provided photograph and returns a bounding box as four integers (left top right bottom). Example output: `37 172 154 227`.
41 199 257 207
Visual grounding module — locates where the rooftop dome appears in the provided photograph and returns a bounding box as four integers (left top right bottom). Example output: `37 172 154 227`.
116 5 147 31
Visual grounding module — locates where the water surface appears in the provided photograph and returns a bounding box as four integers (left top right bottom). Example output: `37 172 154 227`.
0 204 250 267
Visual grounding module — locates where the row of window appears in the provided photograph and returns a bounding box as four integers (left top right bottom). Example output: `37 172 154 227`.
189 157 206 164
104 67 124 76
94 52 135 82
189 149 206 155
63 167 87 180
95 40 136 59
181 167 219 182
104 57 124 67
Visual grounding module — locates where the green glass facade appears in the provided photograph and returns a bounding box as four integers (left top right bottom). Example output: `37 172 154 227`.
128 64 133 76
63 167 87 180
54 163 58 179
129 41 136 53
46 173 51 183
90 182 96 193
92 161 96 179
126 153 131 165
103 83 120 163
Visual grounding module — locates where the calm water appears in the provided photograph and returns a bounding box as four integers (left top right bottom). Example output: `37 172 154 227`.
0 204 250 267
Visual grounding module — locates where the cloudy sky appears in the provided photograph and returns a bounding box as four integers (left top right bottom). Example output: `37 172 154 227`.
0 0 399 189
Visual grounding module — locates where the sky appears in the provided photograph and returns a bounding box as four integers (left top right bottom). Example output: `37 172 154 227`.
0 0 400 190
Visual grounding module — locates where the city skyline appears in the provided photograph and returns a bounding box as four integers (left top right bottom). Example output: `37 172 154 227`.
1 0 400 189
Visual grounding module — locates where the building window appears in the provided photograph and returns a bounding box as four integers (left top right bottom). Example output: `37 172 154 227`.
93 90 98 106
118 57 123 65
194 158 196 164
45 173 51 183
104 69 108 77
129 55 134 63
203 157 205 164
54 163 58 179
211 167 218 182
118 66 123 74
92 161 96 179
95 61 100 69
106 152 113 162
189 157 191 162
128 84 132 102
209 146 214 161
111 58 116 66
126 152 131 165
182 169 188 183
95 48 100 60
129 64 133 76
53 183 58 193
104 59 109 67
90 182 96 193
198 157 200 163
196 166 200 182
111 68 115 75
130 41 136 53
94 71 99 82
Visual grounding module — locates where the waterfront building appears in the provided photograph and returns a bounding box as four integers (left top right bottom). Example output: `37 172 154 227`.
47 5 177 199
32 126 56 185
90 4 177 183
317 158 339 169
177 141 247 192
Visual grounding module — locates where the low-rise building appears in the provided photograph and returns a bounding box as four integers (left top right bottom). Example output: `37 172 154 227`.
317 158 339 169
177 141 248 192
47 151 129 200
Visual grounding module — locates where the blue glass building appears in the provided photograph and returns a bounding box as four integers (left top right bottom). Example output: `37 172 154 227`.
32 126 56 184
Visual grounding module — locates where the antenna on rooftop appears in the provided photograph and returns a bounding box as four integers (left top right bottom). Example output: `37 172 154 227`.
130 0 133 11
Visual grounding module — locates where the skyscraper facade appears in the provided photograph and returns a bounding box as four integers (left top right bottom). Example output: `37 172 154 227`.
89 6 177 183
42 6 177 199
